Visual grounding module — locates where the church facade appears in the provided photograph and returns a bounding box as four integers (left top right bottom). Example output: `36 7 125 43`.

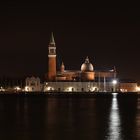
44 33 137 92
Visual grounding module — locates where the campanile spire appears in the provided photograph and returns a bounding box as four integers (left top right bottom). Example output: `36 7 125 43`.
48 32 56 81
49 32 55 45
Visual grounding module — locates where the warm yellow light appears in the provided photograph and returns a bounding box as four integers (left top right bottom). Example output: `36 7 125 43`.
46 86 54 91
14 86 21 91
136 86 140 92
66 87 74 92
25 86 30 91
120 89 127 92
90 87 97 92
0 87 5 92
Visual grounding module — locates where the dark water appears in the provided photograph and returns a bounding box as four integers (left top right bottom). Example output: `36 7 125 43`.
0 94 140 140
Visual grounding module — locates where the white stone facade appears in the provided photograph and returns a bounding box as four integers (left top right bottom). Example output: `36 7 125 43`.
25 77 42 92
44 82 117 92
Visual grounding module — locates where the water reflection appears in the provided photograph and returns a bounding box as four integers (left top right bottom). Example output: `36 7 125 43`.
45 98 98 140
106 93 121 140
0 95 139 140
136 98 140 138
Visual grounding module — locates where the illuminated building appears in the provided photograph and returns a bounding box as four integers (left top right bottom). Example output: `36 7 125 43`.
44 33 139 92
25 77 42 92
119 79 137 92
21 33 138 93
0 33 136 93
44 33 120 92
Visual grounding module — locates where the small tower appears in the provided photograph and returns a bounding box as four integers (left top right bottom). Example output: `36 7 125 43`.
48 32 56 81
60 62 65 73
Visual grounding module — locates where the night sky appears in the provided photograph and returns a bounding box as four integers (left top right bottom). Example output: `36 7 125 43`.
0 2 140 82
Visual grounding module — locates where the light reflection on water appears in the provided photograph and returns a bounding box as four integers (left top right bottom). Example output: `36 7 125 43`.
106 93 122 140
0 94 139 140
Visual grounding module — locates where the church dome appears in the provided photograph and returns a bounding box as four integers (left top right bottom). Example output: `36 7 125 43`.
81 57 94 72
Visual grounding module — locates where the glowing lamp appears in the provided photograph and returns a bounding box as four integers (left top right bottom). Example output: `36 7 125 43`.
112 79 117 85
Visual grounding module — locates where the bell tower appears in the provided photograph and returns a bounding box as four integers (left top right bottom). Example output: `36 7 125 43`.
48 32 56 81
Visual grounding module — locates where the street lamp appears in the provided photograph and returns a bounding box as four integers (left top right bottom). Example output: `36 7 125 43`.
112 79 117 92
